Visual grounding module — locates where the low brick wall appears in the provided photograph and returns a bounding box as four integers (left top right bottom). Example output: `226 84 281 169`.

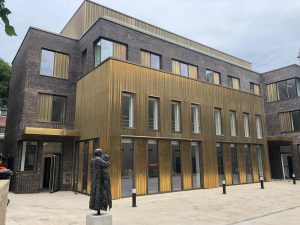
0 180 10 225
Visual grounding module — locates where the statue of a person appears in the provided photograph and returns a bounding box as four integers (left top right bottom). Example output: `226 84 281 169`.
89 148 112 215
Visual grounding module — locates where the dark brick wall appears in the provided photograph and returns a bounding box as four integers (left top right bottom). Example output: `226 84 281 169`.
262 65 300 179
79 19 262 93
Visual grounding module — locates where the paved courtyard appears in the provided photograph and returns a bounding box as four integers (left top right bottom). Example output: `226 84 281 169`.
6 180 300 225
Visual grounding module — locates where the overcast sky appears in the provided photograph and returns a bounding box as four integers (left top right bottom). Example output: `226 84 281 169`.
0 0 300 72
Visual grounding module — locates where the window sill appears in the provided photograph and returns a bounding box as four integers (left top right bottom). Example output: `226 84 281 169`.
122 127 136 130
40 74 69 81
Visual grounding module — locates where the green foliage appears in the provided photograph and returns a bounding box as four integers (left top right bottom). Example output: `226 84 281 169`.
0 58 11 107
0 0 16 36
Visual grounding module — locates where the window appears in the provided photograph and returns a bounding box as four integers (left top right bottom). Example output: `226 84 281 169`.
214 108 222 135
40 49 69 79
230 110 237 137
279 110 300 132
82 49 87 75
0 127 5 134
244 144 253 183
228 76 240 90
250 83 260 95
171 101 181 132
172 60 198 79
94 39 127 66
191 104 200 133
149 97 159 130
141 50 161 69
292 111 300 132
122 93 134 128
0 108 7 116
243 113 250 138
20 141 37 171
37 93 66 123
256 115 263 139
266 83 279 102
267 78 300 102
206 69 221 85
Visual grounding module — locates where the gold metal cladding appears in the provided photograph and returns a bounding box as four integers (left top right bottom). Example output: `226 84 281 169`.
24 127 81 137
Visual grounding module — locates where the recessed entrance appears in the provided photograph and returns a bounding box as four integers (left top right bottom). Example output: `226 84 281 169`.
281 153 294 179
40 142 62 193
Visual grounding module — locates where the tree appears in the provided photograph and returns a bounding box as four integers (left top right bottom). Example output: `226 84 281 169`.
0 58 11 108
0 0 16 36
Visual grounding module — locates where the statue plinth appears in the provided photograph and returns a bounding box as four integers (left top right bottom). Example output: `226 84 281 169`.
86 213 112 225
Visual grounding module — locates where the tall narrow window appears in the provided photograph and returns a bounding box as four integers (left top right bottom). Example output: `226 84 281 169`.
230 110 237 137
214 108 222 135
40 49 69 79
122 93 134 128
243 113 250 138
171 101 181 132
191 104 200 133
20 141 38 171
266 83 279 102
82 49 87 75
94 39 127 66
171 141 182 191
141 50 161 69
206 69 221 85
291 110 300 132
256 115 263 139
250 83 260 95
149 97 159 130
37 93 66 123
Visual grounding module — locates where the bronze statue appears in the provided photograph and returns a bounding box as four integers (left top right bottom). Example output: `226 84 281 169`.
89 149 112 215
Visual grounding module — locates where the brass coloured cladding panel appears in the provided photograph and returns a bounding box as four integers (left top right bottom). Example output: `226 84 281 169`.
75 59 271 198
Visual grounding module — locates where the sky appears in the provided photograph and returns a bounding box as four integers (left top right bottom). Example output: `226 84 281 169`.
0 0 300 73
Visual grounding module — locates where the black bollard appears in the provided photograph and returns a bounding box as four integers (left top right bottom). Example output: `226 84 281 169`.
132 188 137 207
222 180 226 194
260 177 264 189
293 174 296 185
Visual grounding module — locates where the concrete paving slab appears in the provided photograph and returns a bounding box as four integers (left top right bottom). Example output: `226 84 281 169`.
6 180 300 225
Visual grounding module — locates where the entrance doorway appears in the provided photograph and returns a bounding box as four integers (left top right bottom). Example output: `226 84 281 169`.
42 155 61 193
40 142 63 193
281 153 294 179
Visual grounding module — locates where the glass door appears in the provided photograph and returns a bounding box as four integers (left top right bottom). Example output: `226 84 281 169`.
147 140 159 194
244 145 253 183
50 154 61 193
121 139 134 197
171 141 182 191
230 144 239 184
216 143 224 186
191 142 201 189
256 145 264 179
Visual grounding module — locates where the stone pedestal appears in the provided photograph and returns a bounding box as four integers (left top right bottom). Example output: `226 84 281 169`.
86 212 112 225
0 180 10 225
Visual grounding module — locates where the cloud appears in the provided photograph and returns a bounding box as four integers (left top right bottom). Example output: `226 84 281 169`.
0 0 299 72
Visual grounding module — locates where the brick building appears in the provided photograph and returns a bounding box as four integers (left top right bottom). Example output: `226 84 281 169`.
3 0 299 196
